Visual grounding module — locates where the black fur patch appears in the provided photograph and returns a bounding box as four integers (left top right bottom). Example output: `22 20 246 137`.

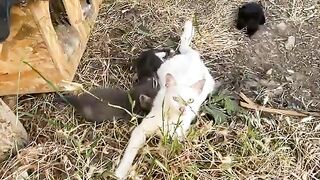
135 49 173 82
236 2 266 37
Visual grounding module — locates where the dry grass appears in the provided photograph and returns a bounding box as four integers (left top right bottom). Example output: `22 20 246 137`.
1 0 320 179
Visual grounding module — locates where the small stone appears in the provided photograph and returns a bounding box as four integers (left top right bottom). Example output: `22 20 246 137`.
221 156 232 164
266 69 273 75
294 72 305 81
301 116 314 123
273 86 284 96
285 76 294 82
285 36 295 50
277 22 287 32
287 69 295 74
263 95 269 105
245 80 259 88
259 79 280 87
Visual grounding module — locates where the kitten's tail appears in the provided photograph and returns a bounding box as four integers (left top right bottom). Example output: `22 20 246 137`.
179 20 194 54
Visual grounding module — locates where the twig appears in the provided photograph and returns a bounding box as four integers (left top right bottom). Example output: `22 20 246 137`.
239 92 320 117
240 101 307 117
239 92 255 105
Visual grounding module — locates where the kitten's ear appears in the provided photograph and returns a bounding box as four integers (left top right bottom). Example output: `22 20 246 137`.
165 73 176 87
191 79 206 94
139 94 152 109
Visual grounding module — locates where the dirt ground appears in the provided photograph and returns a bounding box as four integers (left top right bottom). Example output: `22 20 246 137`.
227 6 320 112
1 0 320 179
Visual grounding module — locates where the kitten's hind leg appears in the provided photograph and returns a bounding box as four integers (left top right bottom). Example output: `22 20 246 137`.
179 20 195 54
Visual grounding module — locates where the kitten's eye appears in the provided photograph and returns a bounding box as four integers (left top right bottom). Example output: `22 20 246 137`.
187 98 194 103
173 96 179 102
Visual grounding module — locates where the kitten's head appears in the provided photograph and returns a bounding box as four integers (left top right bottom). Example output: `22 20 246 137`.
239 2 264 21
164 73 205 114
131 77 160 113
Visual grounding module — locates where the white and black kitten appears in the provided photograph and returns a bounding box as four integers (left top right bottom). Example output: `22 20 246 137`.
135 48 174 82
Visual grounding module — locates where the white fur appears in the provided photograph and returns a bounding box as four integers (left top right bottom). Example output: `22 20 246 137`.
155 52 166 62
157 20 215 138
115 20 216 179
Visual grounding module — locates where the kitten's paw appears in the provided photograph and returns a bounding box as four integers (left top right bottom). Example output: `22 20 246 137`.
154 48 175 61
168 126 186 142
115 169 127 180
175 128 187 142
155 52 167 61
168 48 175 57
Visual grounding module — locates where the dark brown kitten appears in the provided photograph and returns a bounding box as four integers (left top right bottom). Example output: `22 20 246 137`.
56 78 159 124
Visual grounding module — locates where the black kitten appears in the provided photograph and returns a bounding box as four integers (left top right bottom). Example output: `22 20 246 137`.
55 78 159 124
236 2 266 37
135 49 174 82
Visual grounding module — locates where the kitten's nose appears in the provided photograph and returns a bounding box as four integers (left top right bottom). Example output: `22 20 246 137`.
179 107 185 113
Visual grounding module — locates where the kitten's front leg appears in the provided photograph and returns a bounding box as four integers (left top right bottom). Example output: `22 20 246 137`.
168 118 190 141
172 126 186 141
115 117 159 179
115 126 146 179
175 111 197 141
